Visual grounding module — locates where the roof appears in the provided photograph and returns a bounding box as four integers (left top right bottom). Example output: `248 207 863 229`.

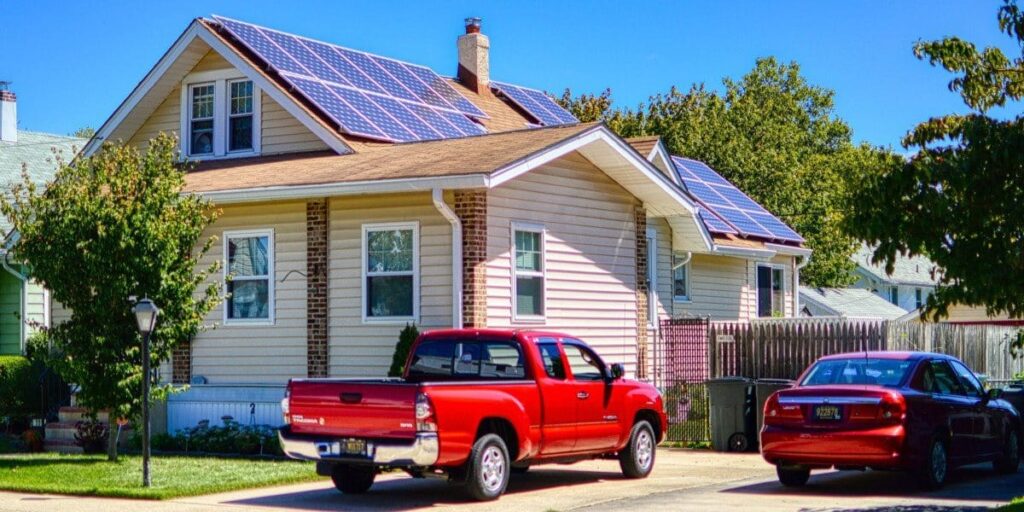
818 351 938 361
0 131 86 232
854 244 940 286
185 123 597 193
625 136 660 157
799 286 909 320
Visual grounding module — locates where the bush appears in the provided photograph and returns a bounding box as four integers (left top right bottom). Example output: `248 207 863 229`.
0 356 40 417
388 323 419 377
74 420 109 454
132 419 283 456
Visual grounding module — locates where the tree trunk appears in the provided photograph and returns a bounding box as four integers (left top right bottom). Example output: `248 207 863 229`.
107 415 118 461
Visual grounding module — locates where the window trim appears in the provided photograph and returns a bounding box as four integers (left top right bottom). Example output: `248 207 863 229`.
672 252 692 303
222 228 275 326
888 286 899 306
756 263 787 318
226 78 256 154
361 221 420 324
915 287 924 309
511 221 547 323
179 69 261 160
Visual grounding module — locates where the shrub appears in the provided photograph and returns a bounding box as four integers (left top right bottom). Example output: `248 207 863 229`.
0 356 40 417
135 420 283 456
388 323 419 377
74 420 109 454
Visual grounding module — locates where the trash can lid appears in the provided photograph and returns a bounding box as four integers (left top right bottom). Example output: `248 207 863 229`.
708 376 753 382
755 378 796 385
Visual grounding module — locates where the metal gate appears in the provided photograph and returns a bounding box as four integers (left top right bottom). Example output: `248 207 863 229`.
655 317 711 444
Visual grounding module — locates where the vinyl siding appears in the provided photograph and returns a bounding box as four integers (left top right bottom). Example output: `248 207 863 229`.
127 85 181 150
190 201 308 384
487 152 641 373
327 193 453 377
650 217 673 323
24 280 46 335
0 272 20 354
674 254 753 321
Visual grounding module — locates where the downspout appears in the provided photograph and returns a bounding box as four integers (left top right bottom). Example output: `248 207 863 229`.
793 253 811 317
432 189 463 329
1 250 27 353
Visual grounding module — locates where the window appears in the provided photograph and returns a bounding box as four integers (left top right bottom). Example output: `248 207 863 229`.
562 343 605 381
224 230 273 323
406 339 525 381
801 358 915 387
673 253 690 302
915 288 924 309
536 340 567 379
512 223 545 320
888 286 899 305
918 361 964 395
949 360 985 398
756 265 785 317
181 71 260 159
363 223 418 322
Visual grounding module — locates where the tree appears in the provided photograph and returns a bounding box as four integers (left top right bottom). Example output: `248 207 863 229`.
388 323 420 377
0 134 222 460
560 59 898 286
845 0 1024 321
71 126 96 139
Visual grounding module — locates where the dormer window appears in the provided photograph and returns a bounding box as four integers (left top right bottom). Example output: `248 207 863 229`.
181 71 261 159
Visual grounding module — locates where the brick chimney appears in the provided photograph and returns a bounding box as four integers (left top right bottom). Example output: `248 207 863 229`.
457 17 489 94
0 82 15 143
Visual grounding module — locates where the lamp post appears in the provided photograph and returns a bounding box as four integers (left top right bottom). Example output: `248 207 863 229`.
132 298 159 488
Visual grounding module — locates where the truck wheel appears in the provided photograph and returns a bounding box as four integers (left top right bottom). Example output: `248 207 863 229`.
917 436 948 490
776 465 810 487
618 420 656 479
331 464 376 494
994 430 1020 474
465 433 510 501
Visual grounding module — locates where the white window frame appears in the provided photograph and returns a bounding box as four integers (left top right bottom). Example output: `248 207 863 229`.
672 252 692 303
223 228 275 326
180 69 261 160
889 286 900 305
756 263 787 318
362 221 420 324
511 221 547 323
646 227 658 328
226 78 257 154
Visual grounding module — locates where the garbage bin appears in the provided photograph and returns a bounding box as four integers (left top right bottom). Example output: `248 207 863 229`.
707 377 755 452
754 378 795 442
1002 382 1024 416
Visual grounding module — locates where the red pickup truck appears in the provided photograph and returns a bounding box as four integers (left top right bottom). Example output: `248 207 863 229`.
279 329 667 500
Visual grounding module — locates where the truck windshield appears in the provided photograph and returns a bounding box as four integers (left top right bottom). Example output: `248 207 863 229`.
407 339 527 381
801 358 915 388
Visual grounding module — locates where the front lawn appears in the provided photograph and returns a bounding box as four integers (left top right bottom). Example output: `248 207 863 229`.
1001 497 1024 511
0 453 322 500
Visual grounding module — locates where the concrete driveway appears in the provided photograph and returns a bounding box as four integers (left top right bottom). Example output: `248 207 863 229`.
0 449 1018 512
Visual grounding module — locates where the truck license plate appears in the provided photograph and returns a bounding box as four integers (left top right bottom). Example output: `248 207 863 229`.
340 439 367 456
814 405 841 420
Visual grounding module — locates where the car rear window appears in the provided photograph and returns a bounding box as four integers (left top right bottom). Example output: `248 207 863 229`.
800 358 915 388
407 339 527 381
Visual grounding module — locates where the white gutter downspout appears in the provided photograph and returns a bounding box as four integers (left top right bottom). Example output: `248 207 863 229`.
1 251 27 353
432 189 463 328
794 253 811 317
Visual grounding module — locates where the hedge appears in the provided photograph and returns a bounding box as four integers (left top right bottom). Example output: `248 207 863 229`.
0 356 40 417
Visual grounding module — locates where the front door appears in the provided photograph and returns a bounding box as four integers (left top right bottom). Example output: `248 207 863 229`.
562 342 620 452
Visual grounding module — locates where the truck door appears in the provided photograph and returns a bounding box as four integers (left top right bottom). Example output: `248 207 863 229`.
562 342 621 453
535 340 579 455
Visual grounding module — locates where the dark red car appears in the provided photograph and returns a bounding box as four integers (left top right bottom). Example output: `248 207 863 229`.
761 351 1021 489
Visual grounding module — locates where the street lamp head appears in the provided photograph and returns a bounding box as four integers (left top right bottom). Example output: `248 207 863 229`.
132 298 159 335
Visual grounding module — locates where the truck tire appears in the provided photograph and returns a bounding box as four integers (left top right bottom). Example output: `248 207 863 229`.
618 420 656 479
994 430 1020 474
331 464 376 494
464 433 510 501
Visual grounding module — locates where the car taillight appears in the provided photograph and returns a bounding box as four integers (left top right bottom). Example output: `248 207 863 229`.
763 393 802 426
415 392 437 432
281 384 291 425
879 392 906 424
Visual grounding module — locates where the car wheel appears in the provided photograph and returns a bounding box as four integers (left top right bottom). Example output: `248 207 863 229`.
465 433 510 501
728 432 750 452
994 430 1021 474
917 437 949 490
331 464 376 494
619 420 656 479
776 465 810 487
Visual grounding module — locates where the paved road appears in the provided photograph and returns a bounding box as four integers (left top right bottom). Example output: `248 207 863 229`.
0 450 1018 512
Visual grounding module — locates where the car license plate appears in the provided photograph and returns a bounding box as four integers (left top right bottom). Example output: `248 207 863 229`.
339 439 367 457
814 405 841 421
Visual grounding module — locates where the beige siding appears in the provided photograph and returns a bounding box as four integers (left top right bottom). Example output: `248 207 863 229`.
190 201 308 384
127 85 181 150
674 254 753 321
651 218 673 323
328 193 453 377
487 152 641 372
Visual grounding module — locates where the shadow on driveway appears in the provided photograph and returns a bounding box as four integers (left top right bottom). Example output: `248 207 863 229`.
226 467 626 511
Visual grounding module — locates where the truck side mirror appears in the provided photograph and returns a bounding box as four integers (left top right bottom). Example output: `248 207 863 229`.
608 363 625 381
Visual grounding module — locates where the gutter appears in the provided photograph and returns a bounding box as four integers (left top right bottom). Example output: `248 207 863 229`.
711 245 776 260
793 252 811 316
432 189 462 329
0 250 27 353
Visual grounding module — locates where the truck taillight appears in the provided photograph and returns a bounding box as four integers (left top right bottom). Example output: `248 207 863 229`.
281 385 291 425
415 392 437 432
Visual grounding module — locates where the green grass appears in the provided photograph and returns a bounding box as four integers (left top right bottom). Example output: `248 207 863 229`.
0 453 322 500
1000 497 1024 511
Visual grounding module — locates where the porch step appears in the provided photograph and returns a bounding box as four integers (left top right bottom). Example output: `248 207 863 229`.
43 438 84 455
57 407 109 423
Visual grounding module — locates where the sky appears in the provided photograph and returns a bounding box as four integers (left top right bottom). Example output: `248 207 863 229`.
1 1 1019 149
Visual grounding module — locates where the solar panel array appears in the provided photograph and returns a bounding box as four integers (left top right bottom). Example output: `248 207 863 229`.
490 81 578 126
212 16 488 143
672 156 804 243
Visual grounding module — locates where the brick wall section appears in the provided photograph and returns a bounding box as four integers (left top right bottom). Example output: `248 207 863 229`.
455 190 487 328
171 340 191 384
306 199 330 378
634 206 649 380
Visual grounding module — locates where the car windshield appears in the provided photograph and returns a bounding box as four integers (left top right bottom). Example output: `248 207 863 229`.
800 357 915 388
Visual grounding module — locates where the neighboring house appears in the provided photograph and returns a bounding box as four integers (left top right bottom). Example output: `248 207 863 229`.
0 84 85 355
67 15 808 430
852 244 939 312
798 286 908 321
897 305 1024 326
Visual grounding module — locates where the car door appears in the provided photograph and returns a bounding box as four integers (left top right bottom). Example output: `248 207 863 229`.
534 338 578 455
949 360 998 457
927 360 976 461
562 341 621 453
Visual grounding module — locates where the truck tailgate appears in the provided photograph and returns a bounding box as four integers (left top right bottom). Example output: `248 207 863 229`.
288 380 419 439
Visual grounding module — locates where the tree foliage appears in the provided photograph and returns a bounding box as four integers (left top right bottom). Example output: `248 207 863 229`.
845 0 1024 321
0 134 222 458
559 58 897 286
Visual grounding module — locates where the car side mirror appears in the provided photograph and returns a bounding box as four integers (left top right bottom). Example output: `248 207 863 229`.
608 363 625 381
987 388 1003 401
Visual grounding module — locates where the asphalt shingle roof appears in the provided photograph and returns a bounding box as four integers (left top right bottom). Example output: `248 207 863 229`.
0 131 86 233
799 286 909 320
853 244 940 287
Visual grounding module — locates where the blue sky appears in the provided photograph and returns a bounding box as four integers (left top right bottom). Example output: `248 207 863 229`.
2 1 1018 148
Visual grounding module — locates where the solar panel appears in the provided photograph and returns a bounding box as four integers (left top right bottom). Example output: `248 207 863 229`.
672 156 804 243
211 16 487 143
490 81 578 126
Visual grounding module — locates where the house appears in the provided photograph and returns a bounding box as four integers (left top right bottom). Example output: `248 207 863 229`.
0 83 85 355
69 15 808 431
798 286 908 321
851 243 939 312
896 304 1024 326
